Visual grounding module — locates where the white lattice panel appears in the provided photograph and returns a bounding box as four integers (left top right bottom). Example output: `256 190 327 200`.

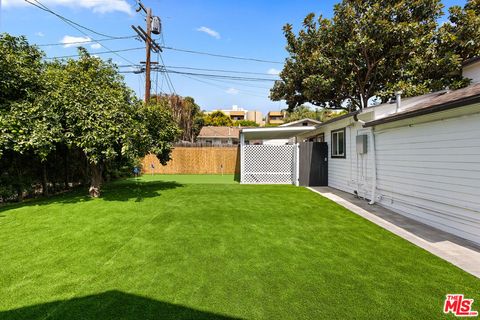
242 145 296 184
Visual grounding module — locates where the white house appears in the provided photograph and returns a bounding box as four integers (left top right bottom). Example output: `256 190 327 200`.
295 61 480 245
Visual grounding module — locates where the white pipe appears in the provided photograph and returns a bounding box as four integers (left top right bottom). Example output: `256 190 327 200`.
369 127 377 205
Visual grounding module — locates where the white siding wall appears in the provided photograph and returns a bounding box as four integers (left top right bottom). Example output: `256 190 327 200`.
374 113 480 244
320 119 375 199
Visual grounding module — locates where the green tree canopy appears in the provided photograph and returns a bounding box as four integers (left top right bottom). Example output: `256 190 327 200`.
284 105 347 123
441 0 480 61
234 120 259 127
271 0 469 111
203 111 234 126
0 34 180 199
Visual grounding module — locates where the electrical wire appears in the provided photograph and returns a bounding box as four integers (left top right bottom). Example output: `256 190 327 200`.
37 36 137 47
160 46 283 64
25 0 131 39
179 74 268 99
157 52 177 94
45 47 144 60
26 0 138 65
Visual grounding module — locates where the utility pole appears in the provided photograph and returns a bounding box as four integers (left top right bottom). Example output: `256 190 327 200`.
132 1 162 103
145 7 152 103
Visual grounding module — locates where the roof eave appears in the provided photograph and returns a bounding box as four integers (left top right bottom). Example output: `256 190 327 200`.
364 95 480 127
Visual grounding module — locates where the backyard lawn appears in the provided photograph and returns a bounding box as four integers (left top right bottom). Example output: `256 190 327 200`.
0 175 479 319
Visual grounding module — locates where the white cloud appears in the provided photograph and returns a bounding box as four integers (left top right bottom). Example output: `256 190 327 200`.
4 0 132 14
196 26 220 39
267 68 280 75
226 88 239 95
61 35 91 48
35 32 45 37
90 43 102 49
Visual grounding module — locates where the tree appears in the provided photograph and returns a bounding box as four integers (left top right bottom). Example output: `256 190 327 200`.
234 120 259 127
203 111 233 126
283 105 347 123
0 35 180 200
271 0 467 111
441 0 480 61
151 94 203 142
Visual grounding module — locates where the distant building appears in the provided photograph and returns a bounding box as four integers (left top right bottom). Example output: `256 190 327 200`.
266 111 286 125
206 105 264 126
197 126 240 145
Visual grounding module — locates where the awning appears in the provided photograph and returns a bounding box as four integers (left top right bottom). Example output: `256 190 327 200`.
240 127 316 140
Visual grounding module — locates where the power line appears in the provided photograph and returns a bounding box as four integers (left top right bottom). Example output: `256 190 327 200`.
160 46 284 64
116 64 280 77
37 36 137 47
24 0 130 39
179 74 268 99
159 70 277 82
160 65 279 77
27 0 138 65
158 52 176 94
46 47 144 60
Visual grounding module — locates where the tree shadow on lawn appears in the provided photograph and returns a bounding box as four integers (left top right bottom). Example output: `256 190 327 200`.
0 290 240 320
0 180 183 213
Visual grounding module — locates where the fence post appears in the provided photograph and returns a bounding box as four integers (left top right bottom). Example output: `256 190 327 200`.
240 132 245 183
295 143 300 186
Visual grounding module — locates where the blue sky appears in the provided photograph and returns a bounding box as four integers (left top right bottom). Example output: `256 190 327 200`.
0 0 467 114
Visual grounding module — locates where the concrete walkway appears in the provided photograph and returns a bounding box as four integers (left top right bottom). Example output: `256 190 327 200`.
308 186 480 278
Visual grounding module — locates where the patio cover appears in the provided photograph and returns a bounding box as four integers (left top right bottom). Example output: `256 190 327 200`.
240 127 316 140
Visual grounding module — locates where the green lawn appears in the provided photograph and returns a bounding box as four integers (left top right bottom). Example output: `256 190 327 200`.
0 175 479 319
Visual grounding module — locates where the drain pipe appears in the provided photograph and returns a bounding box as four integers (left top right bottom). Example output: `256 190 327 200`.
353 114 377 205
395 90 403 113
369 127 377 205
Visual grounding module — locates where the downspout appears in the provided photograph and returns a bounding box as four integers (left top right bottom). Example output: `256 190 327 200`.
395 91 402 113
353 114 377 205
369 127 377 205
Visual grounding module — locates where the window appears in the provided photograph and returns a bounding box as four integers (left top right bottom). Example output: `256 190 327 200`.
331 128 346 158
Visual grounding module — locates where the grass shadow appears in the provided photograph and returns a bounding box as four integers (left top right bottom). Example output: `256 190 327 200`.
0 290 240 320
0 179 183 213
101 180 183 202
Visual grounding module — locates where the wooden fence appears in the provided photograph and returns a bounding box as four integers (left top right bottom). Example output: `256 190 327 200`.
142 147 240 174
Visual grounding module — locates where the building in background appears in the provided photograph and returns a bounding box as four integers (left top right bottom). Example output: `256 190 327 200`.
266 111 286 125
206 105 264 126
197 126 240 145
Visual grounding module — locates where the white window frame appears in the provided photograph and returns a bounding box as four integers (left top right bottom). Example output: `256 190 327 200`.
331 128 346 158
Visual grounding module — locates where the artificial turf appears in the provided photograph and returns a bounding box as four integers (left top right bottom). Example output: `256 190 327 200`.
0 175 478 319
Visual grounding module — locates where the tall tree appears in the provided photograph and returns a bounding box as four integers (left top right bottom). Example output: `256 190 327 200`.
271 0 467 111
151 94 203 142
441 0 480 61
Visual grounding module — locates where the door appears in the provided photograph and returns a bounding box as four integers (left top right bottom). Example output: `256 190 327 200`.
299 142 328 186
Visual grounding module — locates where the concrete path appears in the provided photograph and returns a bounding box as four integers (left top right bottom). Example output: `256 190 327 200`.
308 186 480 279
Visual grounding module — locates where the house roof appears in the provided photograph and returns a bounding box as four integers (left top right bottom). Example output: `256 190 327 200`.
198 126 240 139
279 118 322 127
364 83 480 127
463 56 480 67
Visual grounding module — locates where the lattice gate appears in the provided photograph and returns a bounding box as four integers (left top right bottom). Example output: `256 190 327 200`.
241 144 298 184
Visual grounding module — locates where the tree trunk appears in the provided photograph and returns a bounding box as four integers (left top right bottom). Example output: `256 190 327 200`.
42 162 49 196
89 162 103 198
64 147 69 190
